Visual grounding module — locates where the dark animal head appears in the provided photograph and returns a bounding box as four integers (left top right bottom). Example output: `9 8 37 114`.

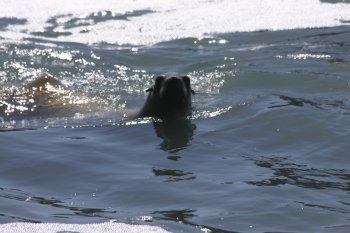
139 73 195 118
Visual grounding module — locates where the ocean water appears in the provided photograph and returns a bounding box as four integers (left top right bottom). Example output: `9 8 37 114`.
1 0 350 232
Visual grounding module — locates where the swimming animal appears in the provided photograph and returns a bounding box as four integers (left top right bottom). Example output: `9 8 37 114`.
0 73 195 120
0 74 103 118
136 73 195 119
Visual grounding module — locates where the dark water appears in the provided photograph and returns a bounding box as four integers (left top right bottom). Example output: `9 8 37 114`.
1 24 350 232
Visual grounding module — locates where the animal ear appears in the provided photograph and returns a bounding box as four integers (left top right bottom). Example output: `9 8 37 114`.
182 75 195 95
182 75 191 86
153 75 165 92
155 75 165 85
145 87 154 92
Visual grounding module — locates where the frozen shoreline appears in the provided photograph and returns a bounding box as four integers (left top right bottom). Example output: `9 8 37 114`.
0 222 171 233
1 0 350 45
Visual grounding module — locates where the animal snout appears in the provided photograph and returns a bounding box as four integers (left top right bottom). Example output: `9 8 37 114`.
162 77 186 95
167 76 182 85
164 76 185 89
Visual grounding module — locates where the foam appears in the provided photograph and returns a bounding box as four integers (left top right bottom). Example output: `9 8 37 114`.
1 0 350 45
0 222 170 233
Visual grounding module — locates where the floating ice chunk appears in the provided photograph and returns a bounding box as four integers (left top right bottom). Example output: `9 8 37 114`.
0 222 170 233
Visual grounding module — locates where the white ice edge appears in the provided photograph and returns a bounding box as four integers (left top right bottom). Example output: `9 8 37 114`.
1 0 350 46
0 222 171 233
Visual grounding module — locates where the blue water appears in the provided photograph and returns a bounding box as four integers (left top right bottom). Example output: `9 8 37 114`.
1 1 350 232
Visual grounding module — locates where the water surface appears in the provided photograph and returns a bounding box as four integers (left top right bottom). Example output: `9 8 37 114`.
1 1 350 232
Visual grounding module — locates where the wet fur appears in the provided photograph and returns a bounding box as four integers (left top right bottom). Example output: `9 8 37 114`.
136 73 195 119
